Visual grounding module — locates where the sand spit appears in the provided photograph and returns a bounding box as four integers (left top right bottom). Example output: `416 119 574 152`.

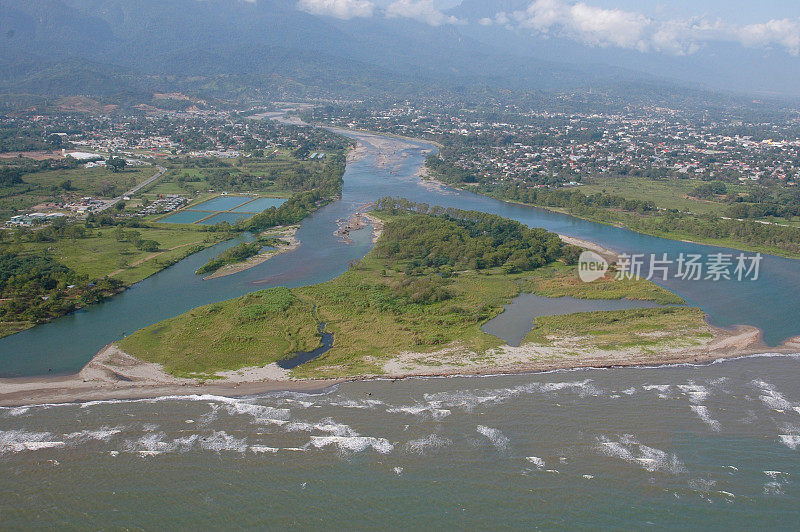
0 345 339 407
1 322 798 407
203 226 300 280
558 235 620 264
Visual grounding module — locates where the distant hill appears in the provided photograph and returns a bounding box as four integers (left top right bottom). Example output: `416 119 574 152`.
0 0 665 100
0 0 795 101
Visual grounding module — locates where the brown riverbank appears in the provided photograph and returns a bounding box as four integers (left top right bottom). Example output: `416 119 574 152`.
1 321 798 408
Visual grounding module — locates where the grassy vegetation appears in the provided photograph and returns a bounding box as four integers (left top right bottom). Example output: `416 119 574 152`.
0 162 154 218
119 288 321 379
0 223 232 337
195 236 287 275
523 307 711 351
143 154 338 201
119 209 705 380
522 262 685 305
579 176 734 215
12 225 230 285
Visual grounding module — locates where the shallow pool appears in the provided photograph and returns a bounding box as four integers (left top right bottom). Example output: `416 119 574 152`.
482 293 667 346
190 196 252 211
233 197 286 212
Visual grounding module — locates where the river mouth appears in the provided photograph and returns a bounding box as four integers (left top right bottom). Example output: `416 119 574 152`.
482 293 669 347
277 322 334 369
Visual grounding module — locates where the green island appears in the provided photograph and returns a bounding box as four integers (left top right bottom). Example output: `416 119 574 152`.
118 198 709 380
195 236 289 275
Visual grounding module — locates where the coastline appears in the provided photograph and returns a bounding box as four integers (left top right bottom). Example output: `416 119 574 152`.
2 321 798 408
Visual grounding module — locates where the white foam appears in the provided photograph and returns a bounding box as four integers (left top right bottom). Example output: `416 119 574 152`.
752 380 800 413
123 432 198 455
404 434 452 454
525 456 545 469
422 379 602 411
677 383 710 404
328 399 384 410
476 425 510 452
197 431 248 453
0 430 64 454
250 445 279 454
285 418 357 437
779 434 800 450
689 405 721 431
309 436 394 454
764 482 785 495
66 427 122 442
18 441 65 451
393 466 404 475
597 434 686 474
387 405 451 420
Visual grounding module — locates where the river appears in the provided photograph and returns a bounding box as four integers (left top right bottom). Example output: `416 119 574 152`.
0 129 798 376
1 127 799 527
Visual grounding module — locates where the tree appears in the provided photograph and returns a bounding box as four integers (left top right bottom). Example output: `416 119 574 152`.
107 157 127 173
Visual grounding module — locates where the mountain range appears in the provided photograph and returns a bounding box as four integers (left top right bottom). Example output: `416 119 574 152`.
0 0 797 102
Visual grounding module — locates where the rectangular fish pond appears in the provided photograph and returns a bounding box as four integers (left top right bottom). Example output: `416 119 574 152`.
159 195 287 225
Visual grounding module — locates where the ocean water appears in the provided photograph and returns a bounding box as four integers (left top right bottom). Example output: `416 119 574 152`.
2 125 800 527
2 355 799 528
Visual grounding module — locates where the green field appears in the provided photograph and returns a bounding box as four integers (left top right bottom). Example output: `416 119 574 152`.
142 155 332 200
579 176 735 215
0 164 154 218
12 224 230 285
119 211 705 380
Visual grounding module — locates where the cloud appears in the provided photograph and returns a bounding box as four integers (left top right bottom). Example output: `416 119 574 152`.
297 0 375 19
500 0 800 56
737 18 800 56
385 0 462 26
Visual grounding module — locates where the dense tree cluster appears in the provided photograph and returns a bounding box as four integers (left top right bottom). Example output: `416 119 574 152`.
487 186 800 254
0 251 122 325
243 190 330 232
195 236 285 275
375 197 569 273
493 184 657 214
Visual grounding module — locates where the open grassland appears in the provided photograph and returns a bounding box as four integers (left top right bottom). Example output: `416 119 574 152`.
523 307 711 351
579 176 733 215
119 288 320 379
522 262 685 305
14 225 230 285
143 155 332 200
0 165 154 218
119 212 703 380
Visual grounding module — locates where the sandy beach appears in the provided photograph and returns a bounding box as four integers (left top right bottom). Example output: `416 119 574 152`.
1 320 798 407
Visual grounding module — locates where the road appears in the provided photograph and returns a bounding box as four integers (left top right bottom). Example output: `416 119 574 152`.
97 164 166 212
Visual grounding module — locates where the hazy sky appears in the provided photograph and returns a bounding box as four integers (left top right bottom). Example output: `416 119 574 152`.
582 0 800 24
299 0 800 56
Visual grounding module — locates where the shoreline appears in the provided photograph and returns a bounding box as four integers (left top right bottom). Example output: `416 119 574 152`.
202 226 300 280
1 322 798 408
